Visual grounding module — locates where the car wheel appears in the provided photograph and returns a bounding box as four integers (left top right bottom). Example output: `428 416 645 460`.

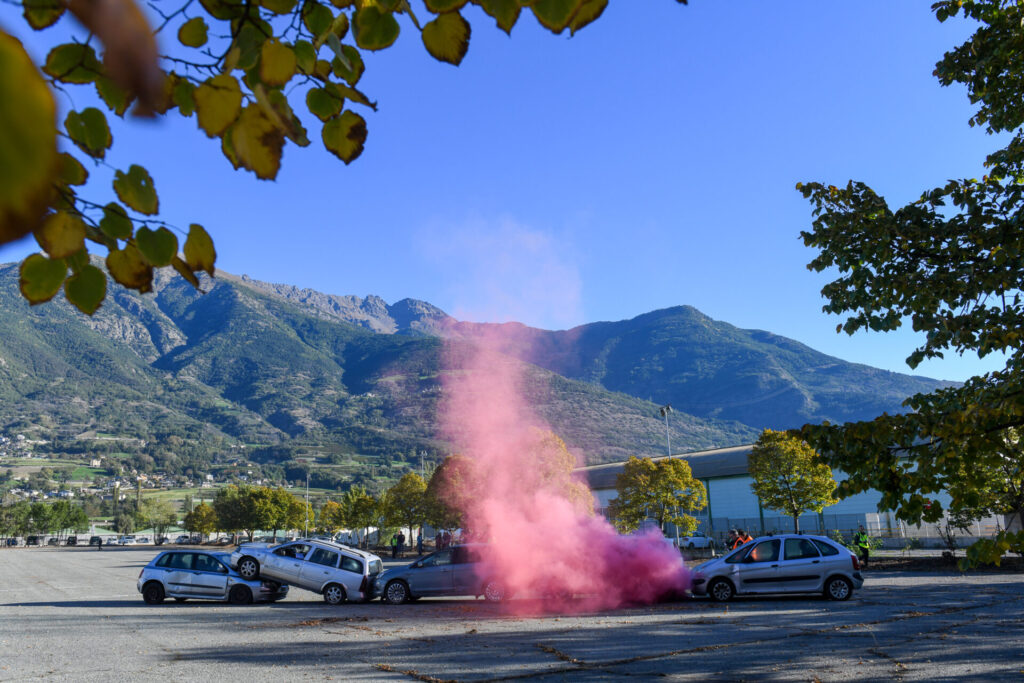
483 580 505 603
142 582 165 605
323 583 347 605
236 556 259 580
825 576 853 601
708 578 734 603
228 585 253 605
173 597 187 603
383 580 410 605
687 542 695 549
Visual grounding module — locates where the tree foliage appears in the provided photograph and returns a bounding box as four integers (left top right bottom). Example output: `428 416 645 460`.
1 0 688 314
797 0 1024 563
747 430 837 533
340 484 378 547
139 497 178 539
380 471 426 537
182 500 218 538
424 454 479 531
607 455 706 535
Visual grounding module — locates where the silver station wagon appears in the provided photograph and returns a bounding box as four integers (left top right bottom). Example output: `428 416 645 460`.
137 550 288 605
230 539 383 604
690 534 864 602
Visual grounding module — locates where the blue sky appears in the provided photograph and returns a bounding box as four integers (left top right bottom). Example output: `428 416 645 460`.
1 1 1007 381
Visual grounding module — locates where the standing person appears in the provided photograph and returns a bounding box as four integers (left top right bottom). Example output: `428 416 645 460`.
397 531 405 556
434 531 442 550
390 533 398 559
417 532 423 555
726 529 740 550
853 525 871 568
738 529 754 545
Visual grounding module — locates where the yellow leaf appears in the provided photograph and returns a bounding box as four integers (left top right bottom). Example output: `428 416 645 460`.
194 74 243 137
421 11 470 66
106 244 153 292
322 110 366 164
230 105 285 180
259 39 296 88
0 31 58 245
35 211 86 259
183 223 216 276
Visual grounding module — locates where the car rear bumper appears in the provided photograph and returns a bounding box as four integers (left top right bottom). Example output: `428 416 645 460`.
851 571 864 589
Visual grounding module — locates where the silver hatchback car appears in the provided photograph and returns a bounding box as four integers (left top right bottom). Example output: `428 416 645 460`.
690 534 864 602
137 550 288 605
230 539 383 604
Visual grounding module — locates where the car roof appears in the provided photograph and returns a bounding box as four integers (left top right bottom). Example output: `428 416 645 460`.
291 538 381 560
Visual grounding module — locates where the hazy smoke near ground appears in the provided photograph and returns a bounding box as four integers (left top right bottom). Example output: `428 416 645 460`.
440 325 689 612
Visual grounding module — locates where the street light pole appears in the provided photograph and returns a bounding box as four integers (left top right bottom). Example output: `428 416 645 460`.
304 472 310 537
659 405 672 457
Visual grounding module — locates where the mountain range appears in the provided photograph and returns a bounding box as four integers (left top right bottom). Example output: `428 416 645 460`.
0 263 951 483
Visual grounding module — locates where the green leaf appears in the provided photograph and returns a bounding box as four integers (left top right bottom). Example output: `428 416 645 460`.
233 22 268 71
99 202 132 240
194 74 242 137
113 165 159 216
331 44 364 85
332 82 376 110
183 223 216 276
303 1 334 40
259 39 296 88
171 255 201 289
322 110 366 164
106 244 153 292
43 43 102 84
230 105 285 180
64 264 107 314
35 211 86 258
422 11 470 65
568 0 607 34
178 17 209 48
56 153 88 186
172 76 196 117
64 107 112 159
353 6 400 51
200 0 245 20
478 0 520 34
134 226 178 267
306 86 344 121
66 247 88 273
530 0 585 33
262 0 298 14
19 253 66 304
23 0 66 31
0 32 57 246
293 40 316 74
424 0 467 12
95 76 132 116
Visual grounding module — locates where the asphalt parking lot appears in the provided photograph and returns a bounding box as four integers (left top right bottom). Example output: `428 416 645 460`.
1 548 1022 681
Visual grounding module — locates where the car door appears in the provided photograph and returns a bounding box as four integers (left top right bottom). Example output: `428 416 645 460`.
779 538 824 592
159 552 196 597
451 546 482 595
298 547 340 591
264 543 310 583
735 539 782 593
190 553 231 598
408 549 455 595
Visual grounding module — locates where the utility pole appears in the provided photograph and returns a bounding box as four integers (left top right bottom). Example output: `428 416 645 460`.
659 405 673 457
304 472 310 537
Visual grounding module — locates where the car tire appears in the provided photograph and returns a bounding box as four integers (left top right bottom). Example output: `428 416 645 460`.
142 582 165 605
383 580 410 605
236 556 259 580
323 583 347 605
687 542 695 549
483 580 505 603
229 585 253 605
174 597 187 603
708 578 734 603
824 576 853 601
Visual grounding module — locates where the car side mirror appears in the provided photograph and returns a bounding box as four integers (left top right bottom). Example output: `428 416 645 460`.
412 561 422 569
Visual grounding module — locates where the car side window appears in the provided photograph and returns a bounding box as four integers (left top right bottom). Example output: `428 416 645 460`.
422 549 453 567
724 545 752 564
784 538 821 561
811 539 840 556
195 554 228 573
155 553 172 568
308 548 340 567
746 540 780 563
168 553 193 570
453 546 482 564
340 556 363 574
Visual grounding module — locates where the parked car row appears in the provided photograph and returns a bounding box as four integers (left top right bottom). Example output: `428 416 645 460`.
137 533 865 607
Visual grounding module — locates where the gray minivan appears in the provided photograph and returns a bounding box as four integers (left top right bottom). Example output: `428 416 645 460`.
374 544 505 604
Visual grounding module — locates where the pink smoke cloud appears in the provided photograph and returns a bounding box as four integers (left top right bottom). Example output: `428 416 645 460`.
440 324 689 613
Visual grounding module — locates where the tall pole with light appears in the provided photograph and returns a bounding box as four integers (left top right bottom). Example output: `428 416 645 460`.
659 404 679 548
304 471 310 538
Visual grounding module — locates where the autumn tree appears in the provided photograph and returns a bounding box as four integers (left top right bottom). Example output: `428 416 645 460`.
797 0 1024 563
424 454 479 531
340 484 377 548
381 471 426 540
182 501 218 540
1 0 687 314
747 430 837 534
253 486 304 540
139 497 179 541
318 499 346 535
607 456 707 535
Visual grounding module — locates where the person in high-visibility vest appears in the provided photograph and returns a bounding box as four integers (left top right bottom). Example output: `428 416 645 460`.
853 525 871 568
726 529 740 550
737 530 754 545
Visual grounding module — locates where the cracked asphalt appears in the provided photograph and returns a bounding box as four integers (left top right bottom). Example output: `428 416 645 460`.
1 547 1022 681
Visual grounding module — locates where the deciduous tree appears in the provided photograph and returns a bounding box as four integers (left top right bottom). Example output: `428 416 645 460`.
607 456 707 535
748 430 837 534
183 501 217 540
340 484 377 548
140 498 178 541
381 472 426 540
797 0 1024 563
424 454 479 532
